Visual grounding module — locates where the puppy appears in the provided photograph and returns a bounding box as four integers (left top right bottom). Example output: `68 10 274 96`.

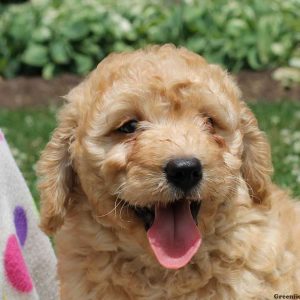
37 45 300 299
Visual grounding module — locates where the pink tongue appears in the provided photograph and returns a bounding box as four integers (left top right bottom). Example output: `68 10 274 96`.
147 201 201 269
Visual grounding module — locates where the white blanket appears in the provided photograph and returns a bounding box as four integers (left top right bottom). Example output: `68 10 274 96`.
0 130 59 300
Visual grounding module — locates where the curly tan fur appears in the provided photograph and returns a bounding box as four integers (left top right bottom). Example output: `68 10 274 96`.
37 45 300 299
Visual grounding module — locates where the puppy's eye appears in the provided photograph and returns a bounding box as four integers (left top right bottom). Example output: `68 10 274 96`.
205 116 214 129
207 117 215 127
117 119 138 134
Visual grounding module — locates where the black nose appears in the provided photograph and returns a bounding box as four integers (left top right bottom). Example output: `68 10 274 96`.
164 157 202 192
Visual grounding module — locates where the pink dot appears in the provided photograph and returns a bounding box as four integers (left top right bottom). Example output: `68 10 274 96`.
0 131 4 142
4 235 33 293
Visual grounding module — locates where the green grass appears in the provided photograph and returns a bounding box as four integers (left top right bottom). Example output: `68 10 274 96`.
250 101 300 197
0 105 58 206
0 101 299 208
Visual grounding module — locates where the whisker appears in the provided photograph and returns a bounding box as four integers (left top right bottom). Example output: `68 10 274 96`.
119 200 132 223
96 199 123 218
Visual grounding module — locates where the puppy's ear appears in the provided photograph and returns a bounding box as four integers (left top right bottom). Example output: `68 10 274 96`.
37 103 77 235
240 102 273 204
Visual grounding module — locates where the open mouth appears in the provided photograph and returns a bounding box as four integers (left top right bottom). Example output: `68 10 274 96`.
133 200 201 230
130 200 202 269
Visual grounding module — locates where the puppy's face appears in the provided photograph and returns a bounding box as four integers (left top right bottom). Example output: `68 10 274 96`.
38 45 272 270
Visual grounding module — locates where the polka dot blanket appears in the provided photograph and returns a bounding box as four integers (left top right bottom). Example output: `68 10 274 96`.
0 130 59 300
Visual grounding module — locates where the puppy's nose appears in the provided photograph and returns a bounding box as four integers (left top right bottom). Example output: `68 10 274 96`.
164 157 202 192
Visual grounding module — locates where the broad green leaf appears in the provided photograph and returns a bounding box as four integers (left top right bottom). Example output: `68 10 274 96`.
50 41 70 64
186 37 206 53
90 23 106 36
0 58 7 73
226 19 248 37
3 59 20 78
79 39 103 57
183 5 203 24
32 27 52 42
60 20 89 40
289 57 300 68
271 43 287 57
256 17 272 65
243 6 255 23
8 8 35 41
42 63 55 80
247 48 261 69
74 54 93 75
22 44 48 67
112 41 134 52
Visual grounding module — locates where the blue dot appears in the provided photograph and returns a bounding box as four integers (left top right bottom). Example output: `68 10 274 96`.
14 206 28 247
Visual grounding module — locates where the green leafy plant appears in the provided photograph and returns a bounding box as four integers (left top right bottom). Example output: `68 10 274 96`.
0 0 299 78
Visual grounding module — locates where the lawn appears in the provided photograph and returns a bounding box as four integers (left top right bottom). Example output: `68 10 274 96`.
0 101 299 207
0 105 58 206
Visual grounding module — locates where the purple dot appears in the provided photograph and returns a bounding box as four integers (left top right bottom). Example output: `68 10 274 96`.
14 206 28 247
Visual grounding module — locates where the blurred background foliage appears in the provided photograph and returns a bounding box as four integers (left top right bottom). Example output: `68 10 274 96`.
0 0 299 79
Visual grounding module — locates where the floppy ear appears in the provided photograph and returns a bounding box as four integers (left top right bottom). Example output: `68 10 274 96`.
240 102 273 204
37 103 77 235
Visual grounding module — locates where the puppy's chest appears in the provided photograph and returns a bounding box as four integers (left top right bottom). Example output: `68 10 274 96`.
57 211 282 299
89 262 203 299
57 232 280 300
77 249 223 300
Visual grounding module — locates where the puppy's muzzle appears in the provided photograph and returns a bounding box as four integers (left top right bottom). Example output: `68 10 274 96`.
164 157 202 192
